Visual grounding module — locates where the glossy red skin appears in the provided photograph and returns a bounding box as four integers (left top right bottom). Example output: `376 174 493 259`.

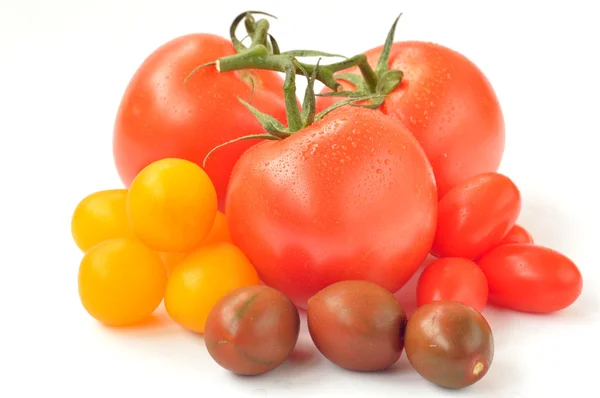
432 172 521 259
478 244 583 313
226 106 438 309
417 257 488 313
497 224 534 246
113 34 288 210
317 41 505 197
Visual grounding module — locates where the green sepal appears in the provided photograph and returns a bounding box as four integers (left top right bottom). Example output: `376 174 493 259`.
238 97 292 138
314 95 386 122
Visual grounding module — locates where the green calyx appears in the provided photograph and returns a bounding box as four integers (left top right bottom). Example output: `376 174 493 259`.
193 10 402 166
315 13 404 109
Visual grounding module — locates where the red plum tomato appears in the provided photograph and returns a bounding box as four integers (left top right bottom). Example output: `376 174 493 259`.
432 172 521 259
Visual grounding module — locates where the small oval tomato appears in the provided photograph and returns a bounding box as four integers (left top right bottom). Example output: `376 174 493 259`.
113 34 288 209
164 242 260 334
78 238 167 326
226 106 437 309
71 189 136 252
127 158 218 252
432 172 521 259
317 41 505 197
477 244 583 313
497 224 533 246
417 257 488 313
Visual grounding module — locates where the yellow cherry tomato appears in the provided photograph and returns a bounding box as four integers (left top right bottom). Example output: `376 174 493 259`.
202 210 232 245
158 211 232 276
127 158 218 252
71 189 136 252
164 242 260 334
78 238 167 326
159 251 188 276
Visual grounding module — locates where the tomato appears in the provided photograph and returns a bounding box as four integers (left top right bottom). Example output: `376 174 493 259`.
201 210 232 245
477 244 583 313
159 210 232 275
113 34 288 209
71 189 137 252
497 224 533 246
127 158 218 253
316 41 504 197
78 238 167 326
164 242 260 334
417 257 488 313
226 106 438 309
432 172 521 259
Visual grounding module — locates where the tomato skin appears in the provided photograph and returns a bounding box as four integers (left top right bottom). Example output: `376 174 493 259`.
497 224 533 246
478 244 583 313
71 189 137 252
417 257 488 313
226 106 438 309
164 242 260 334
316 41 504 197
113 34 288 210
432 172 521 259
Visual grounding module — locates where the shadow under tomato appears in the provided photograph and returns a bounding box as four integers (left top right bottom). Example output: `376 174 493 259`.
101 306 174 334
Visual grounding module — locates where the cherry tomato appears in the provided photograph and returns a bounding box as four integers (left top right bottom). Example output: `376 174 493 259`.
226 106 437 309
127 158 217 252
432 172 521 259
71 189 136 252
417 257 488 313
317 41 505 197
158 210 232 276
497 224 533 246
477 244 583 313
164 242 260 333
78 238 167 326
201 210 232 245
113 34 288 209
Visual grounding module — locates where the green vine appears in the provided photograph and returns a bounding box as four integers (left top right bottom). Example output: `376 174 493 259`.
190 10 403 165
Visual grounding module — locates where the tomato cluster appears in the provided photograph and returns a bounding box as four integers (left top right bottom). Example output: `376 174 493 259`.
72 9 584 392
72 158 260 330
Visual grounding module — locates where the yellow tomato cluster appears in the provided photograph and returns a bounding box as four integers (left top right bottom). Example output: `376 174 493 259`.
71 158 260 331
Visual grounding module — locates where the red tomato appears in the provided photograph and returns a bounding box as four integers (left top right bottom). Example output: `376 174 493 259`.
316 41 505 197
226 106 438 309
417 257 488 313
432 172 521 259
113 34 288 209
478 244 583 313
497 224 534 246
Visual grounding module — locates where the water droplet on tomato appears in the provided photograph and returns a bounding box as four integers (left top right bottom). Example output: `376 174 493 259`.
376 169 383 174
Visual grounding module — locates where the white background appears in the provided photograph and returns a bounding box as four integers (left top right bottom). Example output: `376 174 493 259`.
1 0 599 397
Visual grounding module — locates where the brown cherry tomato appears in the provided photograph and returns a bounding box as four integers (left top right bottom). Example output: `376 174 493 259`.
204 285 300 375
405 301 494 389
307 280 406 372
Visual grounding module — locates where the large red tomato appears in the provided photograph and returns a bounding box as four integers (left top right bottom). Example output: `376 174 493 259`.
316 41 505 196
225 106 438 309
113 34 288 209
